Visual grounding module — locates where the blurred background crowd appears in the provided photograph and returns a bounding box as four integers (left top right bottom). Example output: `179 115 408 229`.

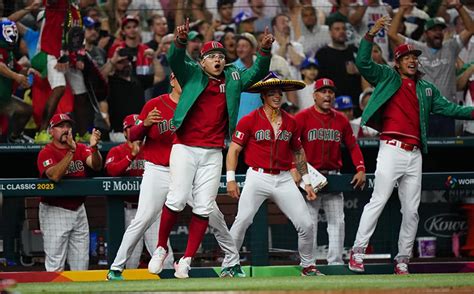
0 0 473 144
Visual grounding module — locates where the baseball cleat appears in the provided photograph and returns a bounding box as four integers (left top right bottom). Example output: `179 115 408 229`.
394 261 409 275
174 257 192 279
231 264 246 277
301 265 325 276
220 267 233 278
348 249 365 273
148 246 168 274
106 270 124 281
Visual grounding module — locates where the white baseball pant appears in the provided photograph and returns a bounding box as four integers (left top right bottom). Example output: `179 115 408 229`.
110 161 239 272
123 206 173 269
230 168 315 268
39 203 89 271
46 54 86 95
306 192 345 265
165 144 223 216
353 141 422 261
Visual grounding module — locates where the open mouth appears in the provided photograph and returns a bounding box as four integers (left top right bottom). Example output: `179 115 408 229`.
408 63 416 70
214 64 221 70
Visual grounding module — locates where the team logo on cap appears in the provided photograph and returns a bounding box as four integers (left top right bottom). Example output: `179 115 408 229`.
60 114 69 121
323 79 330 86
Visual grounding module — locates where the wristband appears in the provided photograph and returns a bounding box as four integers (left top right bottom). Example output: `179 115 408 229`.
302 174 311 186
226 170 236 182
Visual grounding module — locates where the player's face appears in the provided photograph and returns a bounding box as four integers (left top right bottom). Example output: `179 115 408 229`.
50 122 73 144
396 53 418 78
313 88 335 112
200 51 226 77
262 88 283 109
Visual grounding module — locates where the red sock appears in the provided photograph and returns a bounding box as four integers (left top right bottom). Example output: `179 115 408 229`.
184 214 209 258
157 205 179 251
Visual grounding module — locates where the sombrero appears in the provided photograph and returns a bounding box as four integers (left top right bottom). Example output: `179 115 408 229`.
246 72 306 93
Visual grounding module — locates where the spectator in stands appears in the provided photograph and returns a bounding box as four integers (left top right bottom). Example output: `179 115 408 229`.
220 30 238 63
37 114 102 271
389 2 474 136
216 0 236 31
393 0 429 41
109 15 154 77
146 14 169 51
351 88 379 138
151 34 174 97
186 30 204 61
290 4 331 57
0 19 34 143
326 1 360 46
457 62 474 136
297 57 320 110
316 16 363 116
84 17 106 69
234 11 257 34
271 13 305 80
175 0 213 28
245 0 275 32
101 0 133 36
34 0 89 144
6 0 42 59
234 33 261 121
349 0 392 62
102 49 154 142
334 95 355 121
127 0 164 43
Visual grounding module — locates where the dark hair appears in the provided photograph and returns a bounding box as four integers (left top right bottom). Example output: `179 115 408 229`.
218 0 235 9
271 13 290 28
147 14 166 27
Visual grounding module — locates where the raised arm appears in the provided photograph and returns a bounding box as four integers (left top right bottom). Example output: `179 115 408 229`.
168 18 195 87
388 6 406 47
356 16 391 86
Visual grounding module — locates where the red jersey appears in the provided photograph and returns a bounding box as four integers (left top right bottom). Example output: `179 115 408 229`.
40 0 81 57
129 93 177 166
232 108 302 172
105 143 145 177
37 142 93 210
175 77 227 148
296 107 365 172
381 78 421 146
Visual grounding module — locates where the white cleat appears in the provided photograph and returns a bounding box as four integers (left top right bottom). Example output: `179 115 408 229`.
148 246 168 274
174 257 192 279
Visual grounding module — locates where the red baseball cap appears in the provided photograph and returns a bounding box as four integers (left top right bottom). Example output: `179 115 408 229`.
314 78 337 92
49 113 74 128
123 114 139 130
200 41 226 58
121 14 140 28
394 43 422 61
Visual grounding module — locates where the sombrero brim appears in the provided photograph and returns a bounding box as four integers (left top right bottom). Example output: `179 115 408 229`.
246 79 306 93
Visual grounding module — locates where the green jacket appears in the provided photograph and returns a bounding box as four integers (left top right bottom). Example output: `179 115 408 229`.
168 40 271 138
356 37 474 153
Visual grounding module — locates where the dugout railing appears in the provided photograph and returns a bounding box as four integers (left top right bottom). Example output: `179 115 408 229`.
1 172 474 267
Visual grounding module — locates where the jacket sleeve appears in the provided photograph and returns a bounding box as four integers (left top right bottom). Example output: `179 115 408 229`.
167 39 196 87
431 85 474 119
240 48 272 90
105 147 134 177
355 36 389 87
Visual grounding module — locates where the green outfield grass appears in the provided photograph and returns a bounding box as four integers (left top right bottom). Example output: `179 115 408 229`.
12 273 474 293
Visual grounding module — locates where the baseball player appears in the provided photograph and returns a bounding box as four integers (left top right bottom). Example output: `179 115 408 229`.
37 113 102 271
105 114 174 277
227 72 322 276
295 78 366 266
148 19 273 279
108 75 243 280
349 16 474 275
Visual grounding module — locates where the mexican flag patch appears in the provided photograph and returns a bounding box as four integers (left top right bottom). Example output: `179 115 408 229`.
235 131 244 140
43 159 52 167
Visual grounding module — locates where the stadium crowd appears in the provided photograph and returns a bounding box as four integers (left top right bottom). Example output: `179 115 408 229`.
0 0 473 145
